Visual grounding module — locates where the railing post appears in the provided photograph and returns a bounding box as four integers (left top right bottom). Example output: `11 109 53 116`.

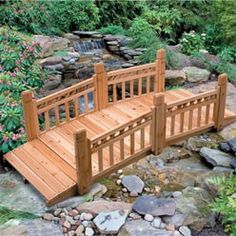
152 93 166 155
21 91 39 141
155 49 166 93
215 74 227 131
94 63 108 110
74 129 92 195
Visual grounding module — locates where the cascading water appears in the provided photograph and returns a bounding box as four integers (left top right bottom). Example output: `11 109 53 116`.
74 39 105 54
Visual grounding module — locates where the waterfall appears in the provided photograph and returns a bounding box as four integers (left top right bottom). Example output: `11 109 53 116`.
74 39 105 54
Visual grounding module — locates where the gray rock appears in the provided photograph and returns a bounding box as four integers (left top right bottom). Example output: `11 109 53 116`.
121 175 144 194
133 196 176 216
43 213 54 221
179 225 191 236
118 219 172 236
227 138 236 152
77 200 132 215
151 217 162 228
231 159 236 169
212 166 234 173
231 193 236 198
219 122 236 140
200 147 235 167
183 66 210 83
42 74 62 90
0 219 63 236
165 70 187 86
144 214 154 222
93 210 129 234
219 142 231 153
172 191 182 198
73 31 99 37
162 213 186 227
0 171 48 216
85 227 94 236
122 63 134 68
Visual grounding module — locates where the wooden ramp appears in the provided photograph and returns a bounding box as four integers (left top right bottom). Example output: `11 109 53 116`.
4 49 236 205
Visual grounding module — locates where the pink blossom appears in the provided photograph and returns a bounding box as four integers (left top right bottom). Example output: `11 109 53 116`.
10 72 17 77
3 135 9 141
19 127 25 133
0 125 3 132
0 66 3 71
11 102 18 108
6 81 11 86
12 133 21 141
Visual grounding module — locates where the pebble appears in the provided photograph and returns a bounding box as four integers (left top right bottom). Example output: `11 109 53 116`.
68 230 75 236
129 212 142 220
117 169 123 174
166 224 175 231
63 220 71 229
119 174 124 179
144 214 154 222
179 225 191 236
82 220 91 227
75 225 84 235
71 209 79 216
74 215 81 220
54 208 62 216
151 217 162 228
116 179 122 185
85 227 94 236
144 187 151 192
174 231 182 236
83 213 93 221
172 191 182 198
43 213 54 221
129 191 138 197
122 188 128 192
160 222 166 229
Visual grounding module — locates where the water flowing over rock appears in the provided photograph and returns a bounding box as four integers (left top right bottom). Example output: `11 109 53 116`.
133 196 176 216
93 210 129 234
200 147 235 168
121 175 144 194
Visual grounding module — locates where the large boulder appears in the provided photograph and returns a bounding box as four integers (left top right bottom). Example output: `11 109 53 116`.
121 175 144 194
32 35 69 58
165 70 187 86
133 196 176 216
175 186 215 231
183 66 210 83
200 147 235 168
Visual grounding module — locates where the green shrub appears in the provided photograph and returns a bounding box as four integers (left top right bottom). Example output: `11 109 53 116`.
128 18 153 37
0 27 47 154
0 0 99 35
210 175 236 235
99 25 126 35
95 0 144 28
180 31 206 55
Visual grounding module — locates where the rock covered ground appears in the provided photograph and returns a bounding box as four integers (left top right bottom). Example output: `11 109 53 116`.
1 32 236 235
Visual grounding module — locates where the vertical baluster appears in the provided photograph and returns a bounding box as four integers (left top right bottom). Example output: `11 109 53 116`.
122 81 126 100
45 111 50 130
130 80 134 98
130 133 135 155
65 102 70 121
205 103 210 124
140 127 145 148
75 97 79 118
188 109 193 130
109 144 114 166
179 111 184 132
84 93 89 113
113 84 117 103
171 115 175 135
55 106 60 126
98 149 103 172
146 76 150 94
197 106 202 127
120 138 124 160
138 78 142 96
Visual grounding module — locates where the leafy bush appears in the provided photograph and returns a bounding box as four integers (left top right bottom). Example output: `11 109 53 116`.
0 27 46 154
128 18 153 37
99 25 126 35
180 31 206 55
0 0 99 35
95 0 144 28
210 175 236 235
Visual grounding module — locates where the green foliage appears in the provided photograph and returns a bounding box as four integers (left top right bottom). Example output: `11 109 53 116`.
210 175 236 235
0 0 99 35
128 18 153 37
95 0 144 28
180 31 206 55
99 25 126 35
0 27 47 154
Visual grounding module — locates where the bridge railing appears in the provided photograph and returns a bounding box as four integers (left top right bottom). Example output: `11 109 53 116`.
73 74 227 194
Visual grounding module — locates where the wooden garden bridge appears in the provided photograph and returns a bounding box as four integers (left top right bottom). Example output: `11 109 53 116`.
4 49 236 206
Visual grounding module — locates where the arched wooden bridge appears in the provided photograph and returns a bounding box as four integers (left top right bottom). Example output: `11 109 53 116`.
4 49 236 206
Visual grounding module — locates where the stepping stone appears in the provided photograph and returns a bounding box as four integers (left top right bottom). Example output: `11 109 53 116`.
121 175 144 194
133 196 176 216
227 138 236 152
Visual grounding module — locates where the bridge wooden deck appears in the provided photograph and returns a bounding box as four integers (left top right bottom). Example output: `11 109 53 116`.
4 49 236 205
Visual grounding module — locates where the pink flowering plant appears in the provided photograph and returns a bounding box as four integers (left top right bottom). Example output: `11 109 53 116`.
0 27 47 154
